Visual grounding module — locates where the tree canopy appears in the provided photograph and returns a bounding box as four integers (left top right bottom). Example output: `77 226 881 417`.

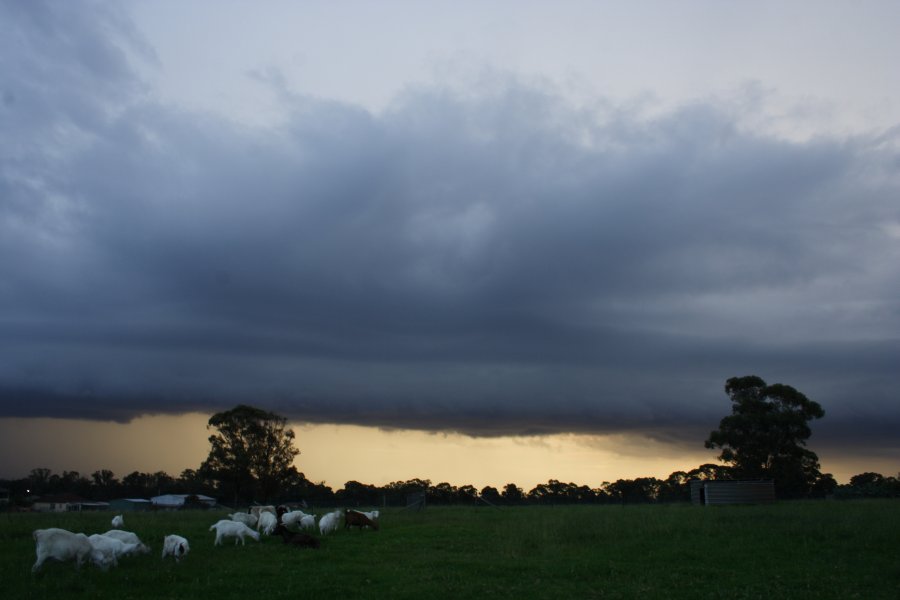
705 375 826 496
200 404 300 504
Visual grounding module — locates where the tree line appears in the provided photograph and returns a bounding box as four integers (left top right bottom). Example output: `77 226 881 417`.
2 375 895 507
2 464 897 509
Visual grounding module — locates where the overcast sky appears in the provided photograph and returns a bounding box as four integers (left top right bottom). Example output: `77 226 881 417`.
2 1 899 471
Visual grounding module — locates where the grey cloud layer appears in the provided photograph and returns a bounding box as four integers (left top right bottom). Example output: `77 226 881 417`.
2 3 899 455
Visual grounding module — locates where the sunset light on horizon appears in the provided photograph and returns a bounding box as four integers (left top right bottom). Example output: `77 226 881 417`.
2 1 899 493
0 413 887 490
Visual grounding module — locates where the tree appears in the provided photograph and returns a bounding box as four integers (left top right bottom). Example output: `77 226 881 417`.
705 375 825 497
200 404 299 505
91 469 118 499
500 483 524 504
480 486 502 505
27 468 52 494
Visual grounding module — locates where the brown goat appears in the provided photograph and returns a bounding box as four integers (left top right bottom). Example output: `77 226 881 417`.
273 524 320 549
344 509 379 531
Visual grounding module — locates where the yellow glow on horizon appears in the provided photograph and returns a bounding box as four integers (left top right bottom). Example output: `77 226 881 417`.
294 424 717 490
0 416 884 487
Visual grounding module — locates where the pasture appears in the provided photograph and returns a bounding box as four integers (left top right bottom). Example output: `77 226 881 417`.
3 501 898 599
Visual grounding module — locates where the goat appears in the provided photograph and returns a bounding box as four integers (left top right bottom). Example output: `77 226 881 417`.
111 514 124 528
161 534 190 562
318 509 342 536
103 530 151 555
32 528 102 572
357 510 380 527
272 523 320 549
87 534 138 569
228 512 258 527
210 520 261 546
345 509 379 531
298 514 316 531
281 509 313 529
257 511 278 535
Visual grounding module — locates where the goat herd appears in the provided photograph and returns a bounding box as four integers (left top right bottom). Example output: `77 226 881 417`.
31 505 380 573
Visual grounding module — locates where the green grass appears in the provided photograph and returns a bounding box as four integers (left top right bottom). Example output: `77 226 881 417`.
3 501 899 599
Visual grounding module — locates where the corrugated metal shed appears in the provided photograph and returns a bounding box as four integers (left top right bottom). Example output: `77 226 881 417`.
109 498 152 512
690 480 775 505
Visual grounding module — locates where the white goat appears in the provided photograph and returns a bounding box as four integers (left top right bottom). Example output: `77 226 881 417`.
32 528 102 572
257 511 278 535
111 514 124 528
318 509 342 536
298 514 316 531
88 534 138 569
228 512 258 527
103 529 151 555
360 510 380 522
281 509 312 528
161 534 190 562
210 520 261 546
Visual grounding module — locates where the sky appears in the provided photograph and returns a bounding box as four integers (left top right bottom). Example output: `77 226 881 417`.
1 0 899 488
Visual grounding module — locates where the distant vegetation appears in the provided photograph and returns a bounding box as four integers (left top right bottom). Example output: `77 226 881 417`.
2 376 895 509
2 463 897 511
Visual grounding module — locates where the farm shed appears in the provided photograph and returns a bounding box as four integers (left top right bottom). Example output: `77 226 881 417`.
690 480 776 505
151 493 217 509
109 498 152 512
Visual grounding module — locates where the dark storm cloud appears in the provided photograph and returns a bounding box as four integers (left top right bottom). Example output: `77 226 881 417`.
1 2 899 457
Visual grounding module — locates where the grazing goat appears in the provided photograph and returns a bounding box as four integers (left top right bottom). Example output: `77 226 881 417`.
257 511 278 535
345 509 379 531
228 512 258 527
32 528 101 572
299 515 316 531
103 530 151 555
111 514 124 528
87 534 138 569
273 524 320 549
357 510 380 527
281 509 313 528
318 509 342 536
161 534 190 562
210 520 261 546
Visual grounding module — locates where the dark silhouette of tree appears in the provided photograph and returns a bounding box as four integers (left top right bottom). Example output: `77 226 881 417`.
501 483 524 504
280 471 335 505
836 472 899 498
200 404 299 505
850 472 885 487
90 469 118 499
686 463 732 481
336 480 380 506
27 468 52 495
658 471 691 502
603 477 661 503
383 478 430 506
455 484 478 504
480 486 501 505
705 375 825 497
810 472 838 497
429 482 457 504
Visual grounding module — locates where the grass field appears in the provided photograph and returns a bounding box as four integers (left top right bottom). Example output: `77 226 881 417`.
3 501 899 599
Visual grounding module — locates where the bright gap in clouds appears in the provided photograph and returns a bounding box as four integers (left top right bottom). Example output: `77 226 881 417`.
0 415 881 487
